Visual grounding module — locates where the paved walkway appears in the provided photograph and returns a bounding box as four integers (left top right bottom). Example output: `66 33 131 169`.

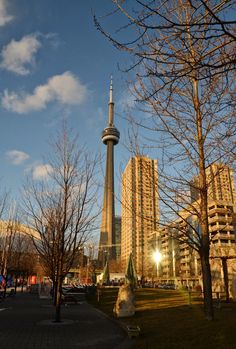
0 291 133 349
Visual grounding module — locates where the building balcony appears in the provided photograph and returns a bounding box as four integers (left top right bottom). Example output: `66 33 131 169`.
208 207 229 214
161 241 169 248
180 249 190 257
217 225 234 232
209 218 232 225
161 260 170 267
180 265 190 271
217 233 235 240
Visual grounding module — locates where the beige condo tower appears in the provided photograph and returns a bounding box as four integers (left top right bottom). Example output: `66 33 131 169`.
121 156 159 280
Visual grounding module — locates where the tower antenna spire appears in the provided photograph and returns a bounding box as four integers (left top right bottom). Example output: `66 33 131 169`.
108 75 114 126
109 75 113 104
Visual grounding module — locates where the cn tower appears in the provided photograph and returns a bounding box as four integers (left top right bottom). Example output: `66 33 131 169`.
99 78 120 263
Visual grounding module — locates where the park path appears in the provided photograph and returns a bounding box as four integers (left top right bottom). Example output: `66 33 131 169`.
0 291 131 349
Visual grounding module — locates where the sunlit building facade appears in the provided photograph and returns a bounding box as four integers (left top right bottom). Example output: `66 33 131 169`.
190 163 235 203
121 156 159 279
152 163 236 292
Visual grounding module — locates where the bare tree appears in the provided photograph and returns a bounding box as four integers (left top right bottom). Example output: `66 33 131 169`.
0 192 19 298
23 126 100 322
95 0 235 320
94 0 235 76
0 192 10 276
0 202 38 295
9 228 36 293
0 221 15 296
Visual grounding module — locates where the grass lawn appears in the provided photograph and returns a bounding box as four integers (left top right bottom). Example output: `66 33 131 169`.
87 287 236 349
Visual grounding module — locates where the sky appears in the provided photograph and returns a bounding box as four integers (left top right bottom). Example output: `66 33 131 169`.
0 0 135 220
1 0 235 248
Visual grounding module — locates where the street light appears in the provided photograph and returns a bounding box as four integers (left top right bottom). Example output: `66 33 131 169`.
153 250 162 280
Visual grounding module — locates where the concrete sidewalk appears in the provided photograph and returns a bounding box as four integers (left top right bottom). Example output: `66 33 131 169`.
0 291 133 349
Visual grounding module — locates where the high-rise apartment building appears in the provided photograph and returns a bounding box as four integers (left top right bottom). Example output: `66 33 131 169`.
154 163 236 291
190 163 235 203
121 156 159 279
190 163 236 246
207 163 235 202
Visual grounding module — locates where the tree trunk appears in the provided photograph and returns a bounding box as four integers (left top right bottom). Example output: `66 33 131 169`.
221 257 229 302
54 249 63 322
192 72 214 320
53 280 57 306
3 274 7 298
55 277 62 322
200 252 214 320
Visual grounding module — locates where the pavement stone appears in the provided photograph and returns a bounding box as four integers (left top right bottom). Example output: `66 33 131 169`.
0 291 134 349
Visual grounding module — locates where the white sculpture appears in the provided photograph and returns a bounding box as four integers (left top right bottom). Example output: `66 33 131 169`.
113 283 135 318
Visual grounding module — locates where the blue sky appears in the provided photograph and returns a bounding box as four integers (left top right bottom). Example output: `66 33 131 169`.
0 0 134 213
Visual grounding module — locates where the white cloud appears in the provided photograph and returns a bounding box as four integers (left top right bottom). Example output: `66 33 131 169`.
2 71 87 113
117 90 136 111
32 164 53 180
6 149 30 165
0 0 13 26
0 34 41 75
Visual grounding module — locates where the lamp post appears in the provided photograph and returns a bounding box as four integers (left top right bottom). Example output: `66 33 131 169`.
153 250 162 281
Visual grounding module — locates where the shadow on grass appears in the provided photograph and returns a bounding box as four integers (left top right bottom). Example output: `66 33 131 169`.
123 304 236 349
88 287 236 349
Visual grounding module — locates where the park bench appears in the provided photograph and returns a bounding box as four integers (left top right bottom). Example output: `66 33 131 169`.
127 325 141 338
62 291 86 304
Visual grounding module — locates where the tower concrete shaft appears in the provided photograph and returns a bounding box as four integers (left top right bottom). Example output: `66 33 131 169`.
99 78 120 264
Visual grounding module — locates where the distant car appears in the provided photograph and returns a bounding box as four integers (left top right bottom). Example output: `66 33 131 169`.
158 283 177 290
61 286 86 303
143 282 154 288
62 286 86 293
